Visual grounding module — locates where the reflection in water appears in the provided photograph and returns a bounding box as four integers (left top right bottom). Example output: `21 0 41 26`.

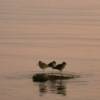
39 82 48 95
38 79 67 96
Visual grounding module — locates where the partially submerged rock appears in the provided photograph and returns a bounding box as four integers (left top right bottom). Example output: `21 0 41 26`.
33 73 48 82
32 72 80 82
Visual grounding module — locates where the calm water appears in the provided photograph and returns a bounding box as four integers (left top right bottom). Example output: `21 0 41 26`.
0 0 100 100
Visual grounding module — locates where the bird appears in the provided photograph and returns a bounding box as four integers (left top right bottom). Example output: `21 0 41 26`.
38 61 48 71
48 61 56 72
48 61 56 68
52 62 67 73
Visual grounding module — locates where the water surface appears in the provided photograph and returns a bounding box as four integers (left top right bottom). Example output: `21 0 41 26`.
0 0 100 100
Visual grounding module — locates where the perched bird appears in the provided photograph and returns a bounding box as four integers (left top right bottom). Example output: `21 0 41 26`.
48 61 56 72
48 61 56 68
38 61 48 71
38 61 66 73
53 62 67 72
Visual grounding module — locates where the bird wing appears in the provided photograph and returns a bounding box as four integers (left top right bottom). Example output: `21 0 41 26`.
39 61 48 68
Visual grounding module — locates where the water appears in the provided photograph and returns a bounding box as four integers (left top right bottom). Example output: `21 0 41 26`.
0 0 100 100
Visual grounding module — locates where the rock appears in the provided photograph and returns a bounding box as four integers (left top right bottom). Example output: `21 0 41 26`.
32 72 80 82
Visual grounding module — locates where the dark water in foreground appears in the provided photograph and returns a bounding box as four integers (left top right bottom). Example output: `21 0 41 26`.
0 0 100 100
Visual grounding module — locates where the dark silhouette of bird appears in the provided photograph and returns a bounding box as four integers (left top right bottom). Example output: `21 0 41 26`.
38 61 66 73
38 61 56 71
48 61 56 68
48 61 56 72
52 62 67 72
38 61 48 71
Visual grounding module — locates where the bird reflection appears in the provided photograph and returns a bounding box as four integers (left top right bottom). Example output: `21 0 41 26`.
39 82 47 96
38 79 67 96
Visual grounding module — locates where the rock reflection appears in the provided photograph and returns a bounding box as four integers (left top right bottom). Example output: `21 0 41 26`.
39 82 47 95
38 79 67 96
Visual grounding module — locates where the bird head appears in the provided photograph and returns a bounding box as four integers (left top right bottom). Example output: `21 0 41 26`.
62 62 67 65
52 61 56 64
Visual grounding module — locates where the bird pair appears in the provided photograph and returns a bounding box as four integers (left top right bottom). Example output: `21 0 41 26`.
38 61 56 70
38 61 67 72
